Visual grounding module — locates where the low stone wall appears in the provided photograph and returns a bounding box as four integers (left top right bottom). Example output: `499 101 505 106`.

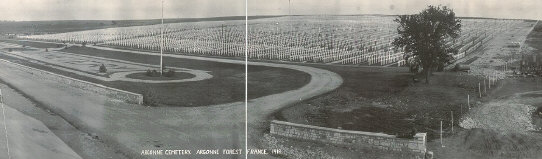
0 59 143 104
270 120 427 158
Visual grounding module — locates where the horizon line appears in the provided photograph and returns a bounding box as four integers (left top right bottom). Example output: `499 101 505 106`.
1 14 538 22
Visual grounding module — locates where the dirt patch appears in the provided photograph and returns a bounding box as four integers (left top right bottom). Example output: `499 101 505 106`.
463 129 542 156
460 101 537 131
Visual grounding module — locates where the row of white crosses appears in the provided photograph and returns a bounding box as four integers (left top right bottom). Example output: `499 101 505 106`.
105 23 245 56
18 16 522 66
247 16 521 66
20 24 165 43
353 18 520 66
247 16 402 65
19 21 247 57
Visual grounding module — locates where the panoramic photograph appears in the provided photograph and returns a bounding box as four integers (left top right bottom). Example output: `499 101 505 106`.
0 0 541 158
247 0 542 159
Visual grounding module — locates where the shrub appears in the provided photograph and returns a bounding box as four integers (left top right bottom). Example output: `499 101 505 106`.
397 128 417 139
152 69 158 76
142 85 158 106
99 64 107 73
164 69 175 77
537 107 542 118
146 69 153 77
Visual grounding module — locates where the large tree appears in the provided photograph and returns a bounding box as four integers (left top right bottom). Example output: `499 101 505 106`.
393 5 461 83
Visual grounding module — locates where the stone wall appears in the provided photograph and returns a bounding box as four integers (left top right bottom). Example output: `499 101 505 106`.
270 120 427 158
0 59 143 104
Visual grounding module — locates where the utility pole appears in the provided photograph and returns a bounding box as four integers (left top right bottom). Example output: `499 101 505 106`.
468 94 470 110
451 111 454 133
440 120 444 147
160 0 164 76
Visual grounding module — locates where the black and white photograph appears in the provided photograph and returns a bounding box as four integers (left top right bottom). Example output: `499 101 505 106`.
0 0 541 158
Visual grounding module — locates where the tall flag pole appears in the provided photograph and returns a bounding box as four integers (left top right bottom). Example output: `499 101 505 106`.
288 0 291 16
160 0 164 75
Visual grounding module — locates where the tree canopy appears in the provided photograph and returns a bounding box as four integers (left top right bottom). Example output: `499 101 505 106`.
393 5 461 83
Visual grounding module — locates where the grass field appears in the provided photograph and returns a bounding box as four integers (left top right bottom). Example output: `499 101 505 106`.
274 64 486 140
0 44 310 107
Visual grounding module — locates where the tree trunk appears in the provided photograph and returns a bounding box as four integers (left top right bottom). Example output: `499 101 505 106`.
425 68 430 84
437 64 444 72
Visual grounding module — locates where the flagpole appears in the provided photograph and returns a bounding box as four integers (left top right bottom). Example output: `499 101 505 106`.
288 0 291 16
160 0 164 76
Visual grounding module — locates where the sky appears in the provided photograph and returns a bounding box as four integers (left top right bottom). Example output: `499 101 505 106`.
0 0 540 21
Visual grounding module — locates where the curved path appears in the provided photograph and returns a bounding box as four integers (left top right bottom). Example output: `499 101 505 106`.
0 42 213 84
0 44 343 158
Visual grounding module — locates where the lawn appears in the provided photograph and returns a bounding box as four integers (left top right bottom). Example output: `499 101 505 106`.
274 64 487 140
0 45 310 107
